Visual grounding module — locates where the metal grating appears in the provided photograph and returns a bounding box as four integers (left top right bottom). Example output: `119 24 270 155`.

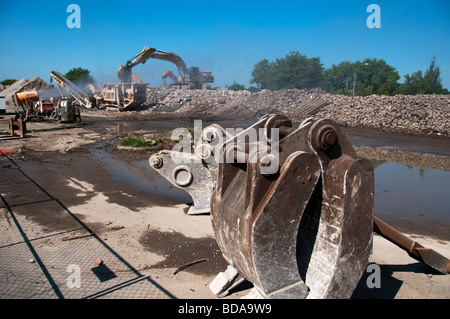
0 151 174 299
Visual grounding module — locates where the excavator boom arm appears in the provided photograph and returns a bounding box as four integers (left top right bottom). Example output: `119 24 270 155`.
118 46 187 83
147 51 186 76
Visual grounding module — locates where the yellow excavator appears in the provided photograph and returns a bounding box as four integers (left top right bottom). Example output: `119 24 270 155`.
118 46 214 89
97 46 214 110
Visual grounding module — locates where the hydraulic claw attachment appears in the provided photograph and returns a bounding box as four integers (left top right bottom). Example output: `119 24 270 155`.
150 114 449 299
208 115 374 299
151 115 374 298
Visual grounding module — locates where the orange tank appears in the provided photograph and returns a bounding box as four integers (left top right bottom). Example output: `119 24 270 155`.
14 91 39 106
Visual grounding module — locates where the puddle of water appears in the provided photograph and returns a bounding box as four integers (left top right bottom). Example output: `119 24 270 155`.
89 144 450 239
89 147 192 203
343 127 450 156
373 161 450 236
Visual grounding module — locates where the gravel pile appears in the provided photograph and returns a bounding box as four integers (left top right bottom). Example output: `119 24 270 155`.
144 87 450 135
145 86 324 118
3 79 448 136
317 93 450 135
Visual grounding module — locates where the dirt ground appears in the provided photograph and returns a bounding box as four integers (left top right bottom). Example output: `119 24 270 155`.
1 110 449 299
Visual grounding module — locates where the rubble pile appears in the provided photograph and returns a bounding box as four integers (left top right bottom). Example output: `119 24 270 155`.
145 87 450 135
317 93 450 135
145 86 324 118
2 78 448 135
1 77 51 112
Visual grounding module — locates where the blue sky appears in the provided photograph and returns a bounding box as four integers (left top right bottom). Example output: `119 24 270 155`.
0 0 449 89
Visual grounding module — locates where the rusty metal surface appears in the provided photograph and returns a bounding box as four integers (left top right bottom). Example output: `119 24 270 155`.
149 113 449 299
8 119 26 138
149 124 228 215
210 115 374 299
373 217 450 274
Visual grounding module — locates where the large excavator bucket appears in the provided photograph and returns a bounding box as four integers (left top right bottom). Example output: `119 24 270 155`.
208 115 374 299
149 114 449 299
151 115 374 298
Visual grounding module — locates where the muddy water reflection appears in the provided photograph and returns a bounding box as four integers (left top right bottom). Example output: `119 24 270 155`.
373 161 450 239
92 144 450 240
90 147 192 203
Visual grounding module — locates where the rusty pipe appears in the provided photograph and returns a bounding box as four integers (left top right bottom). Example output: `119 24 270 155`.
373 216 450 274
373 217 418 255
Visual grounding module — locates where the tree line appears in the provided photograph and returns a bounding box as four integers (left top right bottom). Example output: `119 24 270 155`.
1 67 94 88
228 52 448 95
3 61 447 97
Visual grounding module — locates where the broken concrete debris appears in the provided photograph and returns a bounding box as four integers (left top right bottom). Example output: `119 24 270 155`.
141 86 450 136
1 77 51 112
2 77 448 136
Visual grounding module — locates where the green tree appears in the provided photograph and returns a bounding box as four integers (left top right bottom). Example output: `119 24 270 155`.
1 79 18 86
397 70 424 95
422 57 446 93
397 57 448 94
250 59 270 90
324 61 353 95
228 81 246 91
325 58 399 96
64 67 94 85
250 52 325 91
247 86 259 93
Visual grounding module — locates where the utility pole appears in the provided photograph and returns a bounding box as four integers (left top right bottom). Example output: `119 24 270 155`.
352 62 369 99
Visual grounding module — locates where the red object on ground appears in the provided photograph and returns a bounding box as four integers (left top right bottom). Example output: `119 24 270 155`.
0 149 17 155
94 259 104 266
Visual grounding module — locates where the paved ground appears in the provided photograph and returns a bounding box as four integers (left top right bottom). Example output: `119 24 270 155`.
1 112 449 300
0 153 173 299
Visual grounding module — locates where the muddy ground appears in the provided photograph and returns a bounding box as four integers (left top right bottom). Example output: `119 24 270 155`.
1 110 449 299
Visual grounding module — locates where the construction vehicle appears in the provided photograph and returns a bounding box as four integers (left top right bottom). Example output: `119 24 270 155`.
13 91 40 120
96 82 149 110
150 114 450 299
50 71 95 109
94 51 151 110
118 46 214 89
55 98 81 122
51 70 147 111
162 70 178 85
13 89 80 123
13 91 56 120
48 45 214 111
39 100 55 115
